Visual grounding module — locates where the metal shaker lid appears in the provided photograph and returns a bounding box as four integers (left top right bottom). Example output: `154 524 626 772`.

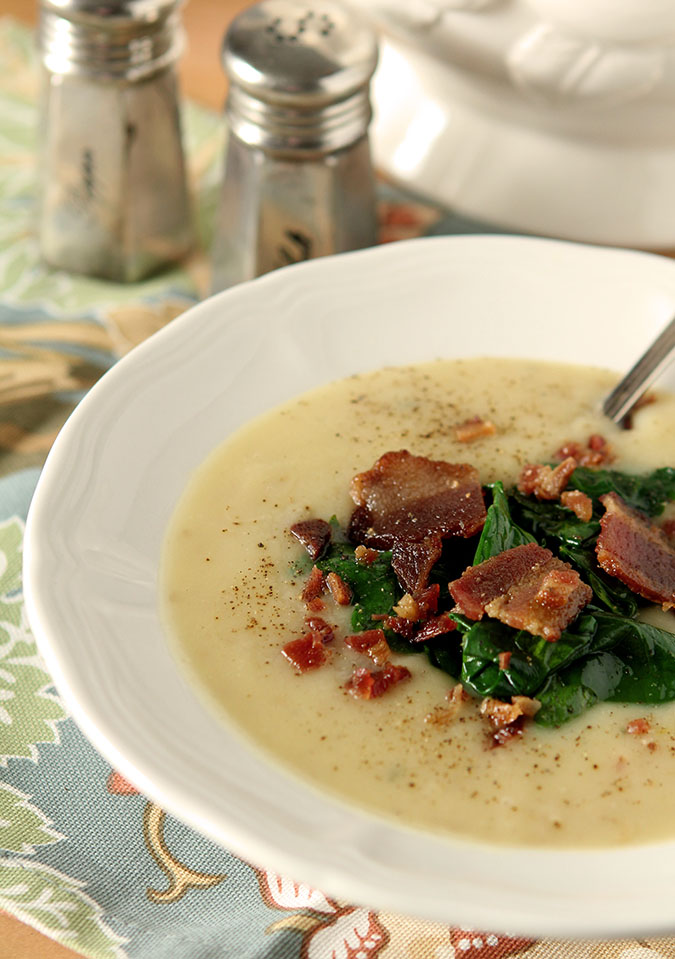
223 0 379 154
223 0 378 108
38 0 184 78
40 0 180 26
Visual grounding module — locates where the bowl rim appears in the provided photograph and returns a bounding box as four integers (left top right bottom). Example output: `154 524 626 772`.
23 234 675 939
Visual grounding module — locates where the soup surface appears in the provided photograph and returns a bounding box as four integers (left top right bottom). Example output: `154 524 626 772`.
161 358 675 848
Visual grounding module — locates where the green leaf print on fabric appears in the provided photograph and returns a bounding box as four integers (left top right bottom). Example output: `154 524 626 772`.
0 511 127 957
0 783 62 853
0 517 67 765
0 857 128 958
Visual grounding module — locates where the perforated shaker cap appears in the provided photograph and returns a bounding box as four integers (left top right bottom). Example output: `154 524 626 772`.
222 0 378 153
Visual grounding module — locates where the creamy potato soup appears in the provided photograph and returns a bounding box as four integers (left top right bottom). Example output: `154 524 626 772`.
161 358 675 848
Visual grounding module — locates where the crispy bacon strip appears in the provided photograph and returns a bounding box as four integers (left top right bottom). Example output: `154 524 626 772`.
290 518 332 560
349 450 486 550
596 492 675 610
449 542 592 641
345 662 411 699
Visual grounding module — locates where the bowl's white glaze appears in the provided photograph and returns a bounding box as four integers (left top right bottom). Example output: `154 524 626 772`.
357 0 675 247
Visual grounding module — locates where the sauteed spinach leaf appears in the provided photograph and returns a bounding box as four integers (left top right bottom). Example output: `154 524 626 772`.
567 465 675 517
316 532 400 634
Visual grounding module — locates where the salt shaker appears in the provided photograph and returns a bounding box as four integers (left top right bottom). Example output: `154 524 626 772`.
37 0 193 282
211 0 379 292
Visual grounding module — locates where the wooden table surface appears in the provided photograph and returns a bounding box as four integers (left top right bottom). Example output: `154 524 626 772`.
0 3 248 955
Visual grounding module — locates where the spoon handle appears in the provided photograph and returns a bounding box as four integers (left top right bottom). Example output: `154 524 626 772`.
602 314 675 425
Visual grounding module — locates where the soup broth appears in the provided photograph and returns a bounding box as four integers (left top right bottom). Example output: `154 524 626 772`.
162 358 675 848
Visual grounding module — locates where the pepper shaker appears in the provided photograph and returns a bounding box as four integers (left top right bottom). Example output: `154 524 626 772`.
211 0 379 293
37 0 193 282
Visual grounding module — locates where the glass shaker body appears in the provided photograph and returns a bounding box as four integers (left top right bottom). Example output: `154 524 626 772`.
37 0 193 283
39 66 192 282
211 133 377 292
211 0 379 293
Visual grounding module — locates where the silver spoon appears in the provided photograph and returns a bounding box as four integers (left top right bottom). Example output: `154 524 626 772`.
602 314 675 425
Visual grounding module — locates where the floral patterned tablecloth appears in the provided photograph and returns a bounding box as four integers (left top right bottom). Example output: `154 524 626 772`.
2 16 675 959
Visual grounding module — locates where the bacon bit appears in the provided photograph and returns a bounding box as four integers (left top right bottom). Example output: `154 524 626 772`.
492 716 526 747
304 616 334 643
366 636 391 666
345 662 412 699
480 697 524 729
447 683 470 705
416 582 441 618
412 613 457 643
424 690 468 725
534 567 583 609
626 716 657 750
344 628 391 665
561 489 594 523
391 535 443 594
301 565 326 605
512 695 541 718
325 571 352 606
480 695 540 747
454 415 497 443
354 544 379 564
555 435 614 467
346 629 387 651
498 650 512 670
373 614 416 639
449 542 592 641
348 450 486 549
290 518 332 560
480 696 530 747
282 633 330 672
389 584 440 625
596 492 675 610
392 593 420 620
518 456 577 500
305 597 326 612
